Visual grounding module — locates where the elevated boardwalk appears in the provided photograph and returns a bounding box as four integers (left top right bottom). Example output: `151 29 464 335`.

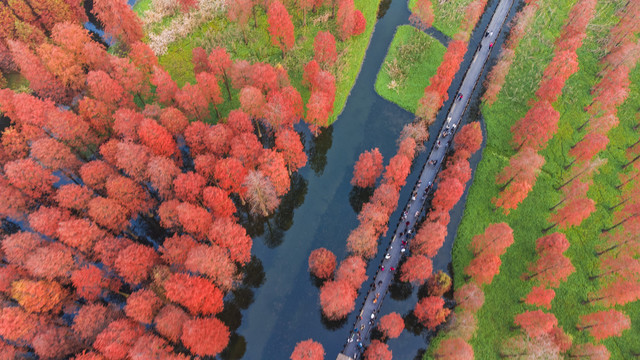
338 0 514 358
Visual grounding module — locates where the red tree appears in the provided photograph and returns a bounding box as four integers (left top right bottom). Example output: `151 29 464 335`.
228 0 253 42
378 312 404 339
154 305 190 343
163 272 224 315
267 1 295 57
465 253 501 285
71 265 106 301
11 279 67 314
415 296 450 330
244 170 280 216
181 317 230 357
290 339 325 360
175 83 209 121
568 132 609 166
185 244 237 291
308 248 337 279
577 310 630 341
510 100 559 151
92 0 143 45
569 344 610 360
364 340 391 360
346 224 378 259
526 252 574 287
314 31 337 69
114 243 160 285
351 148 384 187
524 286 555 309
239 86 266 120
125 289 162 324
151 66 178 106
469 222 514 256
400 255 433 285
72 303 115 342
93 319 144 360
412 220 447 257
319 280 357 320
410 0 434 30
276 128 307 172
547 197 596 231
337 0 355 41
454 122 483 155
514 310 558 338
535 232 570 255
434 338 474 359
431 176 464 212
335 256 368 289
427 271 452 297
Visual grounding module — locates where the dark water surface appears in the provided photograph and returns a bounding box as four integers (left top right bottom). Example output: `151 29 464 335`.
226 0 524 358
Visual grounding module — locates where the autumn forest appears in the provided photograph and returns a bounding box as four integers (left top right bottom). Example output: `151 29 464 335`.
0 0 638 359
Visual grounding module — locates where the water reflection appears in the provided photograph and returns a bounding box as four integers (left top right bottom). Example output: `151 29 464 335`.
320 310 349 331
221 333 247 360
231 287 255 310
348 186 375 214
378 0 393 19
219 302 243 331
309 273 327 289
241 256 266 288
307 126 334 175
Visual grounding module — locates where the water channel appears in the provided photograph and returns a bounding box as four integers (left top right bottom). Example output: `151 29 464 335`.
226 0 526 359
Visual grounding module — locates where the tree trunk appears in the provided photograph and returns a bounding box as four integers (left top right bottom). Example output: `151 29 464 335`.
596 243 620 256
563 158 576 170
601 215 634 233
222 72 232 100
213 103 221 120
549 197 566 211
609 197 629 211
622 153 640 170
576 118 590 132
542 222 557 234
253 6 258 28
499 175 516 192
616 172 639 189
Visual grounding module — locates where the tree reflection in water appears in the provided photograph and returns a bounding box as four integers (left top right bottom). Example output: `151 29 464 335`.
308 126 333 176
349 185 375 214
221 333 247 360
320 310 349 331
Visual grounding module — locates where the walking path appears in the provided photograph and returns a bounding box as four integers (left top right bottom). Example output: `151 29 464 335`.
339 0 513 358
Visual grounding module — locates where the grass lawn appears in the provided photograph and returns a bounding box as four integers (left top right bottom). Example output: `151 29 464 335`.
133 0 382 124
408 0 475 39
426 0 640 358
374 25 446 113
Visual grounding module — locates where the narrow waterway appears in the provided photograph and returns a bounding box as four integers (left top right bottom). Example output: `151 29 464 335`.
230 0 524 359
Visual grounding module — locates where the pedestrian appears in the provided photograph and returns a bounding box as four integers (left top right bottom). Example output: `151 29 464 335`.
406 221 410 226
402 240 407 245
371 313 375 320
381 266 385 271
489 42 493 49
401 248 406 253
415 210 419 217
390 267 395 271
385 253 391 259
407 229 412 235
378 280 382 286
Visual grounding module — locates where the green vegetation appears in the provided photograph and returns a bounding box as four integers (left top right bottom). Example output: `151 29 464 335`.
133 0 382 124
426 0 640 358
374 25 446 113
408 0 475 39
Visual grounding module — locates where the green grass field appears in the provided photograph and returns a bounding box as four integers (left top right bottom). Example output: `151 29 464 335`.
374 25 446 113
426 0 640 358
133 0 381 124
408 0 475 39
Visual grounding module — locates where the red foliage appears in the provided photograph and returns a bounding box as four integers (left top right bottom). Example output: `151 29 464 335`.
465 253 501 285
378 312 404 339
308 248 337 279
535 233 570 255
364 340 391 360
412 220 447 257
0 306 38 344
31 137 80 171
154 305 190 343
351 148 384 188
114 243 160 285
353 10 366 36
346 224 378 259
160 233 198 266
192 47 209 74
267 1 295 57
496 147 545 188
454 122 483 155
306 90 333 134
138 118 177 157
176 201 213 239
5 158 57 199
93 319 145 360
23 242 76 281
239 86 266 120
227 0 253 32
264 86 303 130
276 128 307 172
129 334 184 360
410 0 434 30
72 303 115 342
569 132 609 164
400 255 433 285
469 222 514 257
319 280 357 320
92 0 143 45
80 160 115 192
185 244 237 291
536 50 579 103
570 343 610 360
181 317 230 356
172 171 206 204
28 206 71 238
11 279 67 314
208 217 252 264
125 289 162 324
314 31 337 68
431 176 464 212
71 265 106 301
337 0 356 41
335 255 367 289
515 310 558 338
415 296 450 330
55 184 93 212
549 197 596 230
510 100 559 151
290 339 325 360
2 231 44 265
434 338 474 359
483 49 515 105
526 252 574 287
0 265 24 294
243 170 281 216
524 286 555 309
578 310 630 341
176 83 209 121
595 278 640 307
427 271 452 297
32 325 76 359
164 272 224 315
151 66 178 106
